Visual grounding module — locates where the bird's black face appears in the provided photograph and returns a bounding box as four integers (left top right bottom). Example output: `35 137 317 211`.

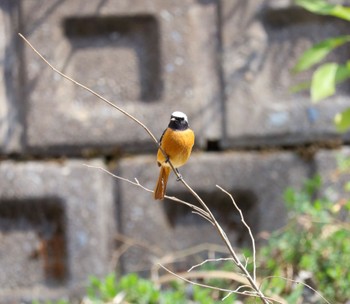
168 113 189 131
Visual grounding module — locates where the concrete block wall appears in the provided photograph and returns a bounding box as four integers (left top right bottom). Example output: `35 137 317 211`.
221 0 350 148
1 0 350 302
0 160 115 302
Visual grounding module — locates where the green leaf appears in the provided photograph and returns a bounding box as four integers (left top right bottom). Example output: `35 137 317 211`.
311 62 338 102
104 273 117 298
293 36 350 72
335 107 350 132
296 0 350 21
296 0 335 14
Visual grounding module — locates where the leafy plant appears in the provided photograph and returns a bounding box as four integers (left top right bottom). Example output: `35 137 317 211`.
86 273 161 304
293 0 350 131
85 272 237 304
256 174 350 302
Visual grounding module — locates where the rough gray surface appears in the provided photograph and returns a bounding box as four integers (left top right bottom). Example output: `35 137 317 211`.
221 0 350 148
117 151 310 273
1 0 350 302
0 0 23 154
22 0 221 153
0 159 116 302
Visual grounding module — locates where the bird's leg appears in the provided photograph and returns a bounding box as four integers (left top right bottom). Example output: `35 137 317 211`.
163 155 182 180
175 168 183 181
164 154 170 164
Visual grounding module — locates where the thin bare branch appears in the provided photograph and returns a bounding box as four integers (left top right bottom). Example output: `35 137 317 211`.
82 164 212 222
188 257 235 272
216 185 257 282
156 269 250 286
155 243 229 266
114 233 164 256
158 264 281 304
261 276 331 304
18 33 158 144
18 33 184 183
191 211 215 225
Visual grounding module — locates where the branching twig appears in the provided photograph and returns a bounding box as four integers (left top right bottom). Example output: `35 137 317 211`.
156 269 250 286
187 257 234 272
82 164 212 223
261 276 331 304
158 264 282 304
20 33 270 304
216 185 257 282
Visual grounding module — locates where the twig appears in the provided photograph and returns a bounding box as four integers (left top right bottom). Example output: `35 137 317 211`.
155 243 229 266
18 33 158 144
261 276 331 304
20 33 270 304
187 257 234 272
158 264 282 304
152 242 229 284
18 33 184 182
216 185 257 282
114 233 164 256
156 269 250 286
82 164 212 223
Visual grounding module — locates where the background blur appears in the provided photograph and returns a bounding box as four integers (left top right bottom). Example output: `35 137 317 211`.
1 0 350 303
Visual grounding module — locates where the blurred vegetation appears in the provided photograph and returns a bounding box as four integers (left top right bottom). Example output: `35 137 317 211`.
293 0 350 131
257 173 350 303
85 272 237 304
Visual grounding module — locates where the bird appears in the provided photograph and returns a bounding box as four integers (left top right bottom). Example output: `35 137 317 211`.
154 111 195 200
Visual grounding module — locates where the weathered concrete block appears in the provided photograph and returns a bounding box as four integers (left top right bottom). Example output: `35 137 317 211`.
221 0 350 148
22 0 221 154
117 151 310 273
0 159 115 303
0 1 23 154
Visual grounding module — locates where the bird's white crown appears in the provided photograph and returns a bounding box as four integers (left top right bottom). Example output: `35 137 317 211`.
171 111 188 122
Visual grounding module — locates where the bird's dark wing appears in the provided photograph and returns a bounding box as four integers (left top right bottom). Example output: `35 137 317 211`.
159 128 167 144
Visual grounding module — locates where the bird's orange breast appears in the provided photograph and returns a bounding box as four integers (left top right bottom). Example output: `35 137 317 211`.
157 128 195 168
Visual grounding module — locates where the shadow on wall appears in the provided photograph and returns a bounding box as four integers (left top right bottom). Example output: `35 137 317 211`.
63 15 162 102
0 197 67 287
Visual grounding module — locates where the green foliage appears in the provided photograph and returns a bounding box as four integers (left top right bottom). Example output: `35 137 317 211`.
293 36 350 73
310 62 338 101
87 273 161 304
85 272 237 304
257 175 350 302
293 0 350 131
296 0 350 21
87 273 119 302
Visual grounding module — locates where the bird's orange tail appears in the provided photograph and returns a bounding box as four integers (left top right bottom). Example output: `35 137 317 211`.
154 166 171 200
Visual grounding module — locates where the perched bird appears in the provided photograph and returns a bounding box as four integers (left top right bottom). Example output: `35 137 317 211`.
154 111 195 200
